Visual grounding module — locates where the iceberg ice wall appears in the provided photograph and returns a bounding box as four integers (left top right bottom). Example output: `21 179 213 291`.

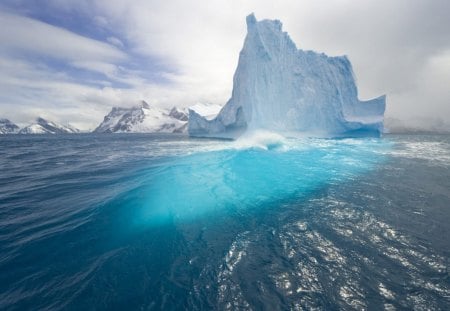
189 14 386 138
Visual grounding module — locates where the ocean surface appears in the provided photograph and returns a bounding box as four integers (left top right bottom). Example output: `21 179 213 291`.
0 133 449 310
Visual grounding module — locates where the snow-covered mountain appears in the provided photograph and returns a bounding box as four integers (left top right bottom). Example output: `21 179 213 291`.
19 117 79 134
0 118 20 134
94 101 188 133
189 14 385 139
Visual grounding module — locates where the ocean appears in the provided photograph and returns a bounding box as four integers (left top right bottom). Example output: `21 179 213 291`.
0 133 449 310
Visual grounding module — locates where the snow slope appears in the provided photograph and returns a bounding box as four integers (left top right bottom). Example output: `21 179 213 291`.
94 101 188 133
0 119 20 134
189 14 386 138
19 118 79 134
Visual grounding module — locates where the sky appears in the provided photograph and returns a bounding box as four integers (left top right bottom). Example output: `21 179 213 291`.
0 0 449 130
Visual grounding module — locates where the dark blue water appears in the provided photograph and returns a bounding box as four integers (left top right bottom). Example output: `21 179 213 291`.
0 133 449 310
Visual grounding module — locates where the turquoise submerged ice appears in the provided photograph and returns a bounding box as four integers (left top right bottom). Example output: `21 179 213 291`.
139 134 389 223
189 14 386 138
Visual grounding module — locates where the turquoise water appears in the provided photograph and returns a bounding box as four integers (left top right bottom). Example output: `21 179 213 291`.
0 133 449 310
138 135 388 224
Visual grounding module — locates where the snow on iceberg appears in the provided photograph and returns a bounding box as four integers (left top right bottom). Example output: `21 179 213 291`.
188 14 386 138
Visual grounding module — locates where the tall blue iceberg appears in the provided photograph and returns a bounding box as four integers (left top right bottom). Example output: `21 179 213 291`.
189 14 386 138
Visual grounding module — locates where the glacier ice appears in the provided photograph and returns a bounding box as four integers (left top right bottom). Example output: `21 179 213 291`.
139 137 390 223
188 14 386 138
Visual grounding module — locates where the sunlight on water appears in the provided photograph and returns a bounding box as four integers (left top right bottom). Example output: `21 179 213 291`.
137 134 391 224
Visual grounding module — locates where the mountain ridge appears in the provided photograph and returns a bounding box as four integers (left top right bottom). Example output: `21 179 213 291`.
19 117 80 134
0 118 20 134
94 101 189 134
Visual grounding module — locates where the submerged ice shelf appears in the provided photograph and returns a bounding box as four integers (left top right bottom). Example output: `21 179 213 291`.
189 14 386 139
137 136 390 224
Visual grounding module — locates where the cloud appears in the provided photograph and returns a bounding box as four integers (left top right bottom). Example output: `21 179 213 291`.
106 36 124 48
93 15 109 28
0 9 168 129
0 11 126 64
0 56 137 129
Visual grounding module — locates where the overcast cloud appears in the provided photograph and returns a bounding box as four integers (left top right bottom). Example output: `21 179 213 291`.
0 0 449 130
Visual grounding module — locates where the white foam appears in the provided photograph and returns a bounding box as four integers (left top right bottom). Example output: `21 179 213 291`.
232 130 288 150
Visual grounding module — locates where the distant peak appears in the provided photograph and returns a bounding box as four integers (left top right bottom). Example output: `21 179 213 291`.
140 100 150 109
36 117 48 124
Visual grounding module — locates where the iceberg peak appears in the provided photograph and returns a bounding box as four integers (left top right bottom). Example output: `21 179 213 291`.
189 14 386 138
246 13 257 28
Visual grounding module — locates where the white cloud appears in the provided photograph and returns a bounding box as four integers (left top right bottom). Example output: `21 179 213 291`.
0 56 142 130
0 11 126 65
0 10 154 129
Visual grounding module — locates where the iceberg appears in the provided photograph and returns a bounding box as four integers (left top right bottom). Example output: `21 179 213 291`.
188 14 386 138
